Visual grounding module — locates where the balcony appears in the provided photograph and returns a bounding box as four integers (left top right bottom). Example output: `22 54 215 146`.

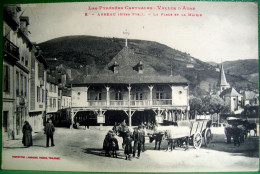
88 100 107 106
153 99 172 105
85 99 172 107
3 37 20 61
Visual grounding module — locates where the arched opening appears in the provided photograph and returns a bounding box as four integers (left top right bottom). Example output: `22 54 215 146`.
131 110 155 126
105 110 129 126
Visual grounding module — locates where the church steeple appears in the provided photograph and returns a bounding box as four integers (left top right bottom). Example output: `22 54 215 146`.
218 64 230 93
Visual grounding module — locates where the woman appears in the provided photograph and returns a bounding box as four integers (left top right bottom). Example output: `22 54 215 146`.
22 121 33 147
103 130 113 156
124 132 132 161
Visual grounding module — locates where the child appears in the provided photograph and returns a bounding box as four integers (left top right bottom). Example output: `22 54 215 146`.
124 132 132 161
110 134 119 158
103 130 113 156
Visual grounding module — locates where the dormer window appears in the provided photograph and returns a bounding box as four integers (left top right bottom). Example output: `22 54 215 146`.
137 61 143 74
113 61 119 74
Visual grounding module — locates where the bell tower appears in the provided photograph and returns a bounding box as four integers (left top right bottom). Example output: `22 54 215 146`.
218 64 230 93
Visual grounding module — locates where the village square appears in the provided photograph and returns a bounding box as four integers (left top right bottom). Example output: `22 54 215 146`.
2 2 259 172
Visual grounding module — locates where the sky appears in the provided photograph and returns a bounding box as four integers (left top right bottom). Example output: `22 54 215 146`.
19 1 258 63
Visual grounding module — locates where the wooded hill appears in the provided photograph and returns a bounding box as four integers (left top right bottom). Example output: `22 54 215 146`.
38 35 258 95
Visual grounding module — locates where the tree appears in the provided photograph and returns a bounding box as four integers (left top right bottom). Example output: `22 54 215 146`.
202 95 229 126
189 96 203 119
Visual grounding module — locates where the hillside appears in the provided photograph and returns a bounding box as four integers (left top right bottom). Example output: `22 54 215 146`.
208 59 259 85
223 59 258 76
38 35 258 93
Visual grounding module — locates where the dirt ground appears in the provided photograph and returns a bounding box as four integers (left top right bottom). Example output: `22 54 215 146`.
2 126 259 172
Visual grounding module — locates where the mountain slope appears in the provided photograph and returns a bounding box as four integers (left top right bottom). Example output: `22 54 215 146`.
38 35 258 93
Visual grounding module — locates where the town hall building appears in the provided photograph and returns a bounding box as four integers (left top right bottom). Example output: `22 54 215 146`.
70 40 190 127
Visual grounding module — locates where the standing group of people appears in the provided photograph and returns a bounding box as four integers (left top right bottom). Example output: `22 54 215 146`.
103 123 146 161
22 119 55 148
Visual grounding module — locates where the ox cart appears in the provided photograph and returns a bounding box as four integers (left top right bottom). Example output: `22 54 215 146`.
150 119 212 150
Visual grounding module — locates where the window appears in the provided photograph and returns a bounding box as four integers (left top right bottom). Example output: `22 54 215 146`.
24 76 27 96
20 74 23 96
156 87 163 100
156 93 163 99
37 86 40 102
50 98 53 108
3 111 8 132
16 71 19 95
115 91 122 100
97 93 102 100
3 65 10 92
53 98 56 108
136 93 143 100
25 59 28 66
42 89 44 103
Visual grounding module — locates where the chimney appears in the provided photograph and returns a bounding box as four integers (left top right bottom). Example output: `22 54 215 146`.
20 16 29 36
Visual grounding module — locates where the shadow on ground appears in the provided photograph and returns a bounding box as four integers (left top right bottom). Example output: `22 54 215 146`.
82 148 126 160
205 134 259 158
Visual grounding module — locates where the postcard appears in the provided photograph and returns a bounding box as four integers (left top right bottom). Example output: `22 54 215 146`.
2 1 259 172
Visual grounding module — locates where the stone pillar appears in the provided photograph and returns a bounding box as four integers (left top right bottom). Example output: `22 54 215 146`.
70 110 74 129
127 85 131 106
105 86 110 106
148 85 154 106
170 86 174 106
128 109 132 127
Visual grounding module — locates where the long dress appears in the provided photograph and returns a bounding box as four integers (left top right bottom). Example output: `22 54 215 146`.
22 124 33 147
124 137 132 155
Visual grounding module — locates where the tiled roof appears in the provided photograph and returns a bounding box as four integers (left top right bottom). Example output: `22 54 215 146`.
71 74 189 85
99 47 157 76
220 87 242 97
71 47 189 85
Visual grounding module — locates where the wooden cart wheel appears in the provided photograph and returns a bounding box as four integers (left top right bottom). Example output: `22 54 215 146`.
193 132 202 149
204 128 212 147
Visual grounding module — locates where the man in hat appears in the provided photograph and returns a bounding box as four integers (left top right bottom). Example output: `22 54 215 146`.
45 119 55 147
132 125 143 159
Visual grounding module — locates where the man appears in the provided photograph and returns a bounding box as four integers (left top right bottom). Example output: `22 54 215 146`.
120 121 130 149
140 125 146 152
132 125 143 159
45 119 55 147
